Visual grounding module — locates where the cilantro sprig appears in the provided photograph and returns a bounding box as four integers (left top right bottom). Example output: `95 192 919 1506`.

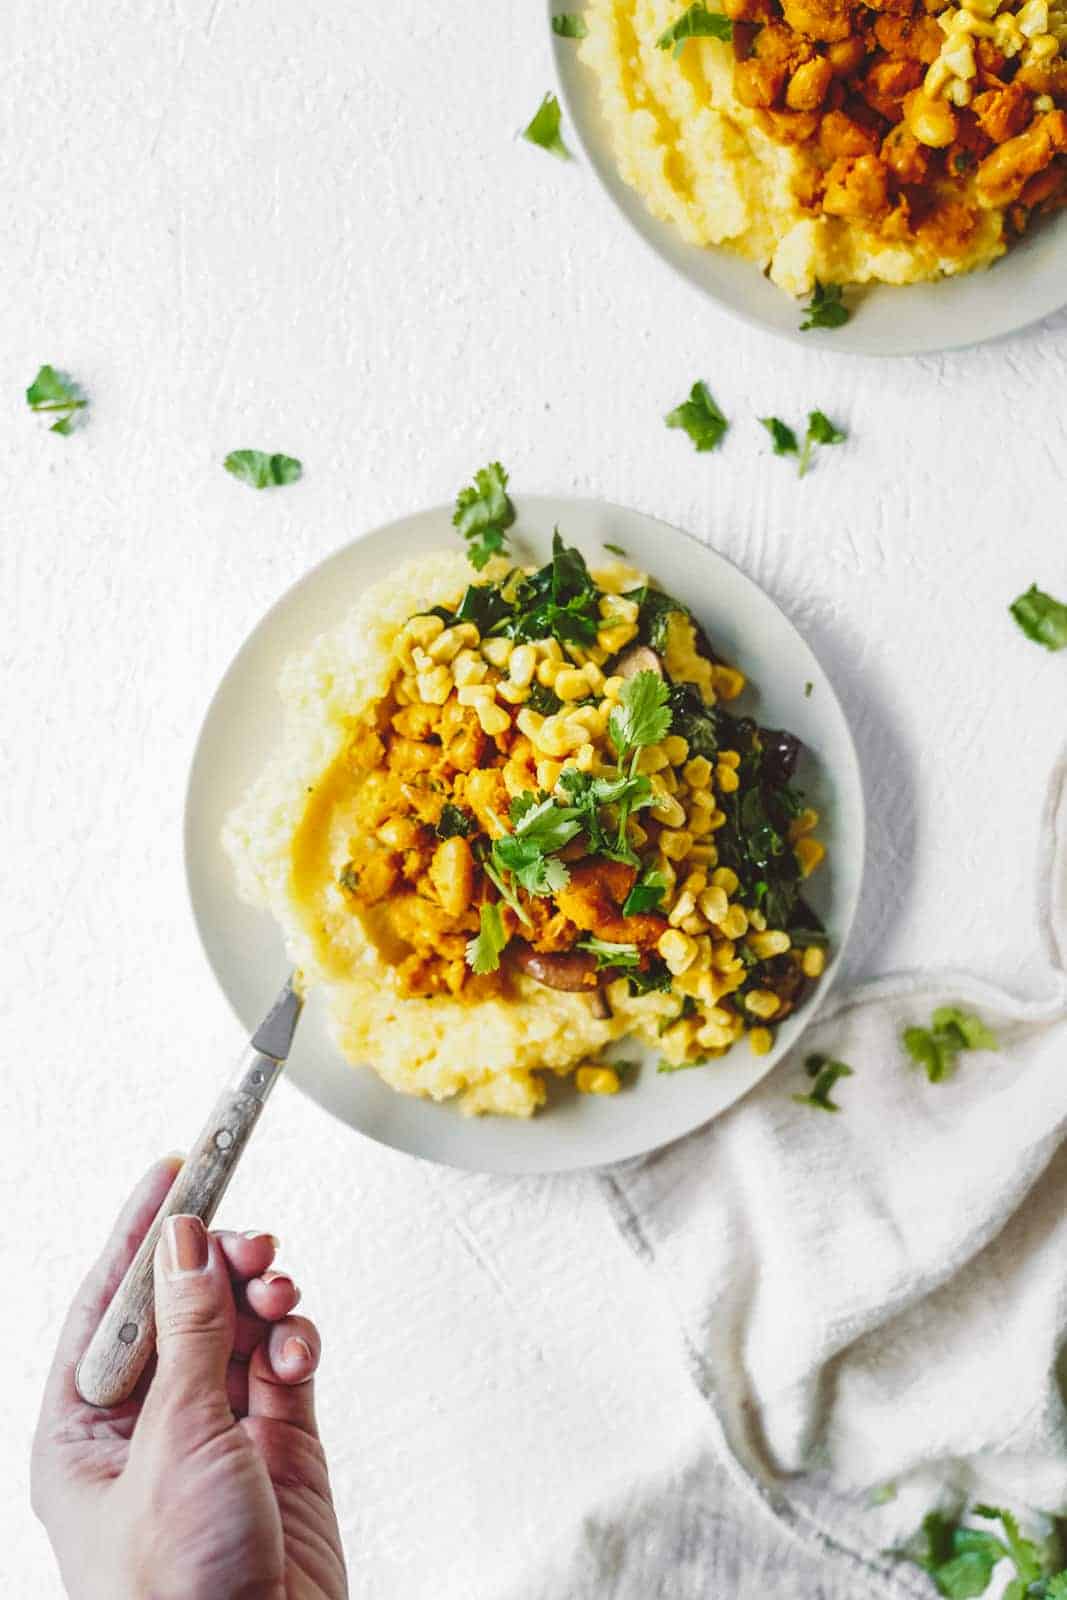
761 411 846 476
902 1006 997 1084
523 92 571 159
665 380 729 452
454 462 515 571
792 1053 853 1112
552 12 588 36
896 1504 1066 1598
26 365 88 436
657 3 733 54
224 450 302 489
578 937 641 970
608 670 672 766
466 903 508 976
1011 584 1067 652
800 281 850 331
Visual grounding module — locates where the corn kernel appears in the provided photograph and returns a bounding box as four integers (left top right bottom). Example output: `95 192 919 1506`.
1018 0 1049 33
659 766 680 794
655 856 678 894
706 807 728 832
1036 90 1057 107
716 764 740 794
680 912 708 936
687 843 718 866
576 1065 621 1095
720 905 749 940
652 795 687 829
802 945 827 978
712 867 739 894
600 594 639 624
789 807 819 841
396 613 444 668
682 869 708 896
453 649 488 688
536 758 562 791
687 810 714 837
481 636 513 669
536 658 562 688
575 741 597 772
749 929 791 959
1025 30 1060 57
744 989 781 1019
719 749 741 769
601 675 625 700
947 76 972 103
552 667 586 701
663 734 690 765
668 889 697 927
658 929 698 975
496 679 529 705
582 661 606 694
942 35 976 74
795 837 826 877
684 756 713 788
416 665 452 705
698 885 729 924
748 909 767 932
628 819 649 848
636 745 670 774
509 645 537 688
749 1027 774 1057
660 827 694 861
428 622 478 664
597 624 638 655
457 684 493 708
697 1020 735 1050
516 708 544 741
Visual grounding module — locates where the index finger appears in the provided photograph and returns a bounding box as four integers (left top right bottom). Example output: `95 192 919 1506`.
38 1157 182 1430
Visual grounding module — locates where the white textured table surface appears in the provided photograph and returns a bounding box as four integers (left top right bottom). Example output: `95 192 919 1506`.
5 3 1067 1595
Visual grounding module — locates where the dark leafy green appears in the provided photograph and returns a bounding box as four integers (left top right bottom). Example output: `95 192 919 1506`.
665 682 718 760
629 960 674 996
435 803 474 840
1011 585 1067 652
504 530 602 647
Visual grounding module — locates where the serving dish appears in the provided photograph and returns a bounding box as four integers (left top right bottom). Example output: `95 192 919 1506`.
550 2 1067 356
185 497 865 1173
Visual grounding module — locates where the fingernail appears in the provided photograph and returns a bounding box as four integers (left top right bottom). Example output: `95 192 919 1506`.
244 1230 280 1248
282 1336 312 1366
263 1271 295 1290
163 1215 209 1276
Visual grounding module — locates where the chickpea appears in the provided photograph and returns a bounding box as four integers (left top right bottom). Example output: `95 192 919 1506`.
429 835 475 918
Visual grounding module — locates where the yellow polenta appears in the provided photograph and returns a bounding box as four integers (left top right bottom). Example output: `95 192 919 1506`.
223 552 673 1117
579 0 1004 292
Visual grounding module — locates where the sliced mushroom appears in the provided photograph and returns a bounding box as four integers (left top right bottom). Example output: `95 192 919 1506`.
615 644 664 679
510 942 598 992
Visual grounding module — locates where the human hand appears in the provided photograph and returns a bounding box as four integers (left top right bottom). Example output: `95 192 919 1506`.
32 1158 348 1600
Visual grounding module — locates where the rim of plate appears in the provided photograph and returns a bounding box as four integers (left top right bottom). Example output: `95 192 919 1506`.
549 4 1067 358
184 496 866 1175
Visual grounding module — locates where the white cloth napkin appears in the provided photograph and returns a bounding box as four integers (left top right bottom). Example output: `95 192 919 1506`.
594 753 1067 1593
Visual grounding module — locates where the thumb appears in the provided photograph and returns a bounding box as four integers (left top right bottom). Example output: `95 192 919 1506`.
151 1215 236 1408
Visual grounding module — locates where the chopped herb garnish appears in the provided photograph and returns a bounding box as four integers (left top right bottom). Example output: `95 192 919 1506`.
603 541 627 556
466 902 508 975
622 867 668 917
657 3 733 54
902 1006 997 1083
804 681 813 698
453 462 515 571
608 670 672 764
665 682 718 761
793 1052 853 1112
800 281 850 332
665 380 729 452
761 411 846 476
338 863 360 894
1010 584 1067 652
527 681 563 715
628 961 674 995
224 450 303 489
523 91 571 159
552 11 588 36
760 416 799 457
657 1054 711 1073
26 365 88 435
578 937 641 970
435 803 474 840
894 1504 1064 1597
504 530 601 647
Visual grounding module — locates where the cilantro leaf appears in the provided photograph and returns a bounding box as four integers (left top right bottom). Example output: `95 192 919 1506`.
932 1007 998 1052
761 416 799 457
603 541 627 556
466 902 508 975
623 868 668 916
972 1508 1043 1585
552 11 588 36
435 803 473 840
800 281 850 331
608 670 672 761
224 450 303 489
657 3 733 54
26 365 88 435
578 937 641 969
665 380 729 452
792 1052 853 1111
1046 1574 1067 1597
798 410 846 476
453 462 516 571
903 1007 997 1083
1011 584 1067 652
658 1054 711 1073
493 836 571 895
523 92 571 159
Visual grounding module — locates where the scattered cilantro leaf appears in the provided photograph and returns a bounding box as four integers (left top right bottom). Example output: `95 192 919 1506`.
1010 585 1067 652
665 380 729 452
800 281 850 332
224 450 303 489
896 1506 1067 1599
435 803 473 840
26 365 88 435
804 681 813 698
453 461 516 571
466 902 508 975
1047 1575 1067 1597
760 416 799 457
793 1052 853 1112
798 410 846 476
972 1508 1043 1586
658 1054 711 1073
523 92 571 159
657 3 733 54
903 1006 997 1083
623 867 668 917
603 541 627 556
552 11 588 36
608 670 672 762
578 937 641 970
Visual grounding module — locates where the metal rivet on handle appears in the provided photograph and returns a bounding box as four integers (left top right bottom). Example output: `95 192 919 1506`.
215 1128 234 1150
118 1322 138 1344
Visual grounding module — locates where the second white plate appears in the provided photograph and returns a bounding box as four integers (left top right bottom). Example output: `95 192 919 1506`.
185 497 865 1174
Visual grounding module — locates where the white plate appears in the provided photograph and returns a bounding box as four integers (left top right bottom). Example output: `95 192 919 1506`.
185 498 865 1174
551 7 1067 357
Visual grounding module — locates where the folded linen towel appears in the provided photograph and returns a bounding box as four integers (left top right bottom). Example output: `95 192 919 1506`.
597 754 1067 1592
